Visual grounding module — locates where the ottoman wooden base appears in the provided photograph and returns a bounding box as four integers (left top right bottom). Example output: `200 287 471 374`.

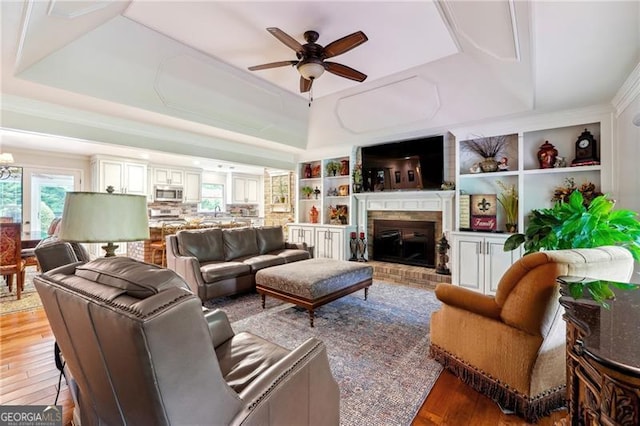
255 258 373 327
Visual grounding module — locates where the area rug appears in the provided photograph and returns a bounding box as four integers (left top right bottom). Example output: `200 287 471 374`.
1 268 42 315
205 281 443 426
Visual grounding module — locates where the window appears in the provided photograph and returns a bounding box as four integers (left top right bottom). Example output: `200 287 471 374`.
199 183 224 212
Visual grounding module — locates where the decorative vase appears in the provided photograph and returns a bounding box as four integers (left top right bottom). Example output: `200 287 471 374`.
304 163 312 178
505 223 518 233
479 158 499 173
357 232 367 262
349 232 358 261
537 141 558 169
309 206 319 224
353 183 362 193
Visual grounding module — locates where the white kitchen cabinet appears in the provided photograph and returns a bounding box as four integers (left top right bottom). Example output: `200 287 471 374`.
450 232 521 295
184 170 202 203
153 167 184 186
92 157 148 196
232 175 260 203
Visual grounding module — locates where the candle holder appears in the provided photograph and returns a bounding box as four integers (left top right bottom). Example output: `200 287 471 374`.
357 232 367 262
349 232 358 261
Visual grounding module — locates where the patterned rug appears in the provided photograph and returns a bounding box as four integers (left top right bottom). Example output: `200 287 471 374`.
205 281 443 426
1 267 42 315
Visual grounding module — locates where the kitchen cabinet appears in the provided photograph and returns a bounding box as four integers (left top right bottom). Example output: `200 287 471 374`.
184 170 202 203
232 175 260 203
450 232 521 295
153 167 184 186
92 156 148 196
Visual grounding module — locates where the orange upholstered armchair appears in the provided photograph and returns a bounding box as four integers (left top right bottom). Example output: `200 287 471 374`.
429 246 634 422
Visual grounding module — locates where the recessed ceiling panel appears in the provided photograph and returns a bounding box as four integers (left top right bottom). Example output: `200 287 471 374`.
124 1 459 99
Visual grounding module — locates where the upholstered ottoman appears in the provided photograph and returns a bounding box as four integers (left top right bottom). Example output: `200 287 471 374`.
255 258 373 326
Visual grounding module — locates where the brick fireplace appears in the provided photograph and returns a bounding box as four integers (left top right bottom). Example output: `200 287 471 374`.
353 191 454 287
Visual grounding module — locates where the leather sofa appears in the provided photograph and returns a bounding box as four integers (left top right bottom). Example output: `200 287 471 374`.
166 225 310 301
34 256 340 425
429 246 634 422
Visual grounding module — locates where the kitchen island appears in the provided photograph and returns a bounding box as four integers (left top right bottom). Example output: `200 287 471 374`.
128 220 252 264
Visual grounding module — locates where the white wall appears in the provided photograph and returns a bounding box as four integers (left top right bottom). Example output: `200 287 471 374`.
614 70 640 283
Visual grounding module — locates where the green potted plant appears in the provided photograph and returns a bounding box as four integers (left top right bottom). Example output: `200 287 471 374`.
496 180 518 232
326 161 340 176
504 191 640 307
504 190 640 260
301 185 313 199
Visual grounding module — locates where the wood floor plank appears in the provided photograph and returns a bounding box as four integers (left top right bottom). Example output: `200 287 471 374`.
2 306 567 425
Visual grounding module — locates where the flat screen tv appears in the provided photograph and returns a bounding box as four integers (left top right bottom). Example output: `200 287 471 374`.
361 135 444 192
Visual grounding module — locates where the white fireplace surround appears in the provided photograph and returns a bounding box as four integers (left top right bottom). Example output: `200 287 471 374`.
353 190 455 237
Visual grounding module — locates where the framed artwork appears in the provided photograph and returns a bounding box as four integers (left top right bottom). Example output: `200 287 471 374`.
407 170 415 182
395 171 401 183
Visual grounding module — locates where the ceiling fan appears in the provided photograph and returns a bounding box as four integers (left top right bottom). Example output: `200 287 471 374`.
248 27 368 94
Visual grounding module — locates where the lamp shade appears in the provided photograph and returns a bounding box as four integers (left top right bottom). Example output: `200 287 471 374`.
58 192 149 244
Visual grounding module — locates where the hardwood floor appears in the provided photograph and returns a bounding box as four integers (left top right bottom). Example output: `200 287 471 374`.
1 307 565 425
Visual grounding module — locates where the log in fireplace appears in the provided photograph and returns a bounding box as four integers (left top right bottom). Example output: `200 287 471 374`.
372 219 436 267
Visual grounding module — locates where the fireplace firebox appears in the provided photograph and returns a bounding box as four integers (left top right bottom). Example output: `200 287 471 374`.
373 219 436 267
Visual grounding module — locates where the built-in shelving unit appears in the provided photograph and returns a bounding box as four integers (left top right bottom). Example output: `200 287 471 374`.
452 118 607 294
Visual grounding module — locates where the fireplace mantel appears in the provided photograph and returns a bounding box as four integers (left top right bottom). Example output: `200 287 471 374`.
353 190 454 236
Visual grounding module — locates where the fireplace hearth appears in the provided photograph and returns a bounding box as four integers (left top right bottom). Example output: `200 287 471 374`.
373 219 436 267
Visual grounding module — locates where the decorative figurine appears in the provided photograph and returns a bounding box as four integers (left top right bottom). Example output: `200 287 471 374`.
313 186 321 199
498 157 509 171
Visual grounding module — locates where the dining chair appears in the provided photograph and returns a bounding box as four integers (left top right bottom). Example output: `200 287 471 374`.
1 223 25 299
20 217 62 273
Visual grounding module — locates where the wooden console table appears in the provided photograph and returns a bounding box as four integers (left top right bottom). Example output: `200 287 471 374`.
558 276 640 425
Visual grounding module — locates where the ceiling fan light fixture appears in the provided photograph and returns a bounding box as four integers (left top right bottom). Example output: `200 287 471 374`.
298 60 325 80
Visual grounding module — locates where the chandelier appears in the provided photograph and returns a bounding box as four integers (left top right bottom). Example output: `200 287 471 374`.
0 153 14 180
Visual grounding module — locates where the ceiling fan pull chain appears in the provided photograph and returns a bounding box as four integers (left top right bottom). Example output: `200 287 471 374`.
309 84 313 107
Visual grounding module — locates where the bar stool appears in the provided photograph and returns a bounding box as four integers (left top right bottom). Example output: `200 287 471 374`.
150 223 183 267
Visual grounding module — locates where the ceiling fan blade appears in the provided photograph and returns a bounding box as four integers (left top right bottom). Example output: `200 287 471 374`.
324 62 367 82
300 76 313 93
323 31 368 59
267 27 303 53
248 60 298 71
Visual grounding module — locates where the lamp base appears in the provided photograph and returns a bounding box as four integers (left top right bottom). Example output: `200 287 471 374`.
101 242 119 257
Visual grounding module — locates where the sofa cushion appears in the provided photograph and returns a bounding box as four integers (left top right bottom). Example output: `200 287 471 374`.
200 261 251 283
223 228 259 261
177 228 225 263
75 257 189 299
256 226 285 255
242 255 285 273
272 248 311 263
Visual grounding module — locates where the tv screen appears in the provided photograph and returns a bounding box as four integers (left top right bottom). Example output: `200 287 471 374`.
361 135 444 192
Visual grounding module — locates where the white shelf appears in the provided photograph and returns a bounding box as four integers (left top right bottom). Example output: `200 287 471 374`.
522 165 601 175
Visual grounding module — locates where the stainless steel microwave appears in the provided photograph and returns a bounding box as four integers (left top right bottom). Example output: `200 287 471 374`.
154 185 183 202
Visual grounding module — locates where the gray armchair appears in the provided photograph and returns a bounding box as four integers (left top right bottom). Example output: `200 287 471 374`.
34 256 339 425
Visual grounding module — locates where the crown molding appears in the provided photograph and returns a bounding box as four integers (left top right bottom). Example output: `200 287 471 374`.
611 61 640 116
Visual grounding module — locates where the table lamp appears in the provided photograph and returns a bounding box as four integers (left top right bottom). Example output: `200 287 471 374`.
58 189 150 257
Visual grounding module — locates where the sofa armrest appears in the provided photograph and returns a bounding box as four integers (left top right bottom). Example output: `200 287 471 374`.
233 338 339 426
203 309 235 348
435 283 501 320
285 241 307 250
